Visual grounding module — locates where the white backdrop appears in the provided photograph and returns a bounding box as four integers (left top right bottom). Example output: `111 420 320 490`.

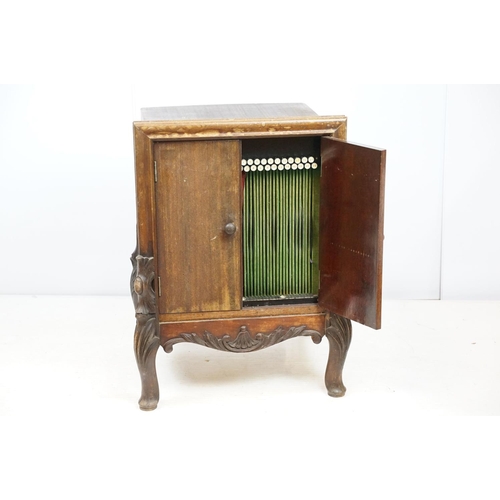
1 84 499 298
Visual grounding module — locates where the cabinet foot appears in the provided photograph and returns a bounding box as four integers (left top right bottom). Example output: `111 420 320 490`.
324 314 352 397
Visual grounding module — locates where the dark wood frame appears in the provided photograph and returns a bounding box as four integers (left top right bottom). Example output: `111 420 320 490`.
131 113 384 410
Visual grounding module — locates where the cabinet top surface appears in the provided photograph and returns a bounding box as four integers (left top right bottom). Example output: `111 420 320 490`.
140 103 318 121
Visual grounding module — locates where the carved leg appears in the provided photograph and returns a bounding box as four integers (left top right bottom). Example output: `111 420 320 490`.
131 253 159 410
134 314 160 410
324 314 352 397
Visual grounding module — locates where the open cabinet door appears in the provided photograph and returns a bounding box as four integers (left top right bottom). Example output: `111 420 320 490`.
318 137 386 329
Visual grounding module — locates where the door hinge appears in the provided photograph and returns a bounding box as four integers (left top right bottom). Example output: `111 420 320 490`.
157 276 162 297
154 161 158 182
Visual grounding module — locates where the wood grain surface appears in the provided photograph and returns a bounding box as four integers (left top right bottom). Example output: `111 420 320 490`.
318 138 386 329
155 140 242 314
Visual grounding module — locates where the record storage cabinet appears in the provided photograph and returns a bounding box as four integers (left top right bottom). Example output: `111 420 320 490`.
131 103 386 410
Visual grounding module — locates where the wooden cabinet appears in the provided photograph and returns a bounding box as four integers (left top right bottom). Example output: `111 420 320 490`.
131 103 386 410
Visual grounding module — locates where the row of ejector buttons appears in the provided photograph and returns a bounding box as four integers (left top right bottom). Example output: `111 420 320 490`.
241 156 319 172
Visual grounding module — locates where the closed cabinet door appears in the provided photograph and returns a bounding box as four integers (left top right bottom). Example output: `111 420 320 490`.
155 140 242 314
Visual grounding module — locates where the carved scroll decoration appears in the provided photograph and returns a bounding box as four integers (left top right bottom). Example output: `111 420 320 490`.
325 314 352 358
163 324 323 354
130 254 156 315
134 315 159 368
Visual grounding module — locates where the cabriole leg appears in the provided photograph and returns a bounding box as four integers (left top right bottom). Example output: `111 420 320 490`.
324 313 352 397
134 314 159 410
131 253 159 410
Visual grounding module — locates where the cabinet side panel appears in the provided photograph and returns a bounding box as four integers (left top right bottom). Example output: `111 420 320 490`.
318 138 385 329
155 140 242 314
134 126 156 256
